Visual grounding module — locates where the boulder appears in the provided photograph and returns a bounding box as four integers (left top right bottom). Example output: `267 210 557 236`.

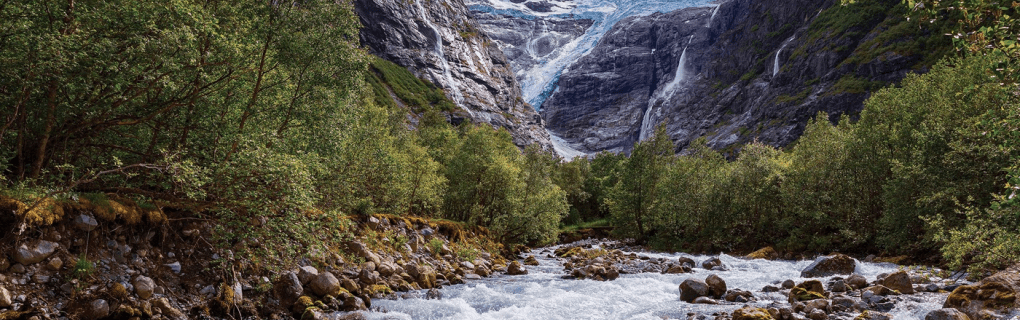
677 257 696 268
924 308 971 320
311 272 343 296
790 280 827 302
944 266 1020 320
800 254 856 278
350 241 381 266
847 274 868 289
864 285 900 296
807 309 827 320
746 247 780 260
153 297 186 320
732 306 775 320
701 257 723 270
14 240 59 265
74 214 99 231
724 289 754 302
298 266 319 285
134 276 155 299
663 264 691 274
89 299 110 319
679 278 710 303
706 274 727 298
782 279 796 289
524 255 539 266
274 272 303 307
855 311 892 320
506 261 528 275
828 279 848 292
0 286 11 307
878 270 913 294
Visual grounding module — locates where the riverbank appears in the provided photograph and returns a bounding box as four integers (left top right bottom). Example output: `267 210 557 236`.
0 195 507 319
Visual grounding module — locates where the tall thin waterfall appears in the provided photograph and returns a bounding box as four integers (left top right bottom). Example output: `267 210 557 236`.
415 0 465 105
640 35 694 141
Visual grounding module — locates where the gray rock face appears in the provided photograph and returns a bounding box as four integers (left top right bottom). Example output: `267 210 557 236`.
14 240 59 265
354 0 552 149
679 278 710 302
538 0 943 154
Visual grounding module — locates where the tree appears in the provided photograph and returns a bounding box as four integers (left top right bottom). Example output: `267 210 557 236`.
607 125 674 240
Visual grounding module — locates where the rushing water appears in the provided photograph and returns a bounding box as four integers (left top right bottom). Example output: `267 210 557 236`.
351 244 951 320
467 0 712 108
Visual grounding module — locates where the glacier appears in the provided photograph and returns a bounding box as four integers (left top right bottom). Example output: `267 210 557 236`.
467 0 713 109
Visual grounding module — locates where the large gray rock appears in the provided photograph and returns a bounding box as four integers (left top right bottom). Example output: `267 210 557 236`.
298 266 319 285
679 278 710 303
311 272 343 297
924 308 971 320
706 274 727 298
354 0 552 150
944 265 1020 320
878 270 913 294
800 254 856 278
14 240 59 265
134 275 155 299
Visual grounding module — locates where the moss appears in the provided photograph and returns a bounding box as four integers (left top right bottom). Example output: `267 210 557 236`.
775 88 812 104
0 311 29 320
746 246 779 260
790 287 826 301
367 284 393 296
110 282 130 300
732 306 775 320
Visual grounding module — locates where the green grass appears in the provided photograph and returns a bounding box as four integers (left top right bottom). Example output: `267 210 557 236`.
367 56 455 113
560 218 611 233
830 74 887 94
775 87 812 104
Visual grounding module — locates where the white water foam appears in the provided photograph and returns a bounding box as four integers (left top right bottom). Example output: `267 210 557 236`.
706 4 720 27
640 35 693 141
350 246 952 320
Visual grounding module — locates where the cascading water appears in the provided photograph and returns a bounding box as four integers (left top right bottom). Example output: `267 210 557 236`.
415 0 465 106
349 244 957 320
772 36 795 78
466 0 713 109
639 34 693 141
706 4 720 27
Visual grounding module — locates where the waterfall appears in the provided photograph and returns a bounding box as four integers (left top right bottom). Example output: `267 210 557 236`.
640 35 693 141
707 4 720 28
415 0 465 105
773 36 795 78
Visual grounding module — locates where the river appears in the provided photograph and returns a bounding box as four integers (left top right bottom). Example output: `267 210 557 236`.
350 242 953 320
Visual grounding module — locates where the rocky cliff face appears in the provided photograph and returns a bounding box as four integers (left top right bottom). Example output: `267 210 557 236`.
539 0 944 154
355 0 552 149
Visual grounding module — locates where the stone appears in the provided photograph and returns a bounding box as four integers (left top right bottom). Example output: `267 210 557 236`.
524 255 539 266
832 296 855 312
724 289 754 302
311 272 343 296
165 261 181 274
864 285 899 296
692 296 718 304
342 295 367 311
350 242 381 266
943 265 1020 320
0 286 11 307
701 257 723 270
464 273 482 280
878 270 914 294
679 278 710 303
800 254 856 278
807 309 826 320
75 214 99 231
731 306 774 320
790 280 827 302
762 285 781 293
134 275 155 299
359 268 380 285
782 279 796 289
9 263 24 273
89 299 110 319
847 274 868 289
298 266 319 285
342 277 360 293
705 274 727 298
924 308 971 320
46 257 62 271
14 240 59 265
664 264 691 274
746 247 780 260
425 288 442 300
362 261 376 272
856 311 892 320
828 279 848 292
378 263 395 277
475 265 492 277
677 257 696 268
273 272 303 308
506 261 528 275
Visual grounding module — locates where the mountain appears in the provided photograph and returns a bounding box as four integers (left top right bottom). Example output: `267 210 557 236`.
354 0 553 149
534 0 949 154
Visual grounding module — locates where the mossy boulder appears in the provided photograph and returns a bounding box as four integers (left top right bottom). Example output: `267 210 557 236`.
746 247 780 260
944 265 1019 319
732 306 776 320
801 254 856 278
789 280 827 302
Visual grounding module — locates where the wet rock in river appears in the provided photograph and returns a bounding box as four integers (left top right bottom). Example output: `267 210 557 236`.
680 278 710 303
878 270 913 294
800 254 856 278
